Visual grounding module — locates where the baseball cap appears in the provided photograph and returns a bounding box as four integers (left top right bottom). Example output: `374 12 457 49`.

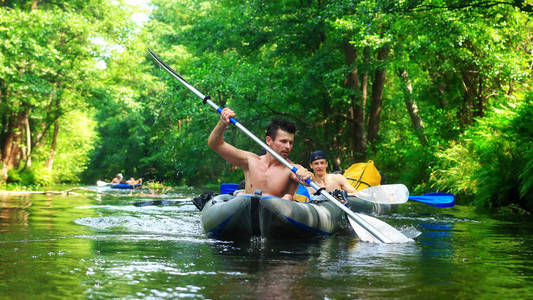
309 150 327 163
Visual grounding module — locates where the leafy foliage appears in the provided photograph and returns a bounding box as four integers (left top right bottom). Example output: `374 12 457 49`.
430 93 533 209
2 0 532 211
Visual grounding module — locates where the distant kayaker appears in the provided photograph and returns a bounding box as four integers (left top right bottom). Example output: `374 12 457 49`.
126 177 143 185
306 150 356 194
208 107 313 201
111 173 123 184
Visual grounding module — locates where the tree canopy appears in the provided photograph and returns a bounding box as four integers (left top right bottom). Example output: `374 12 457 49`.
1 0 531 210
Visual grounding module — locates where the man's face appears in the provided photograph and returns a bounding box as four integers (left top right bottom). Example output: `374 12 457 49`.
266 129 294 158
310 159 328 176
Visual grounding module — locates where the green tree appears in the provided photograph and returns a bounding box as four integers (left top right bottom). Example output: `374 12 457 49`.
0 0 135 184
140 0 531 210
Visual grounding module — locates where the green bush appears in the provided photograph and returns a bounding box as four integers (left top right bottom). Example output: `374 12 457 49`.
19 168 38 185
7 168 22 183
431 93 533 210
7 165 53 186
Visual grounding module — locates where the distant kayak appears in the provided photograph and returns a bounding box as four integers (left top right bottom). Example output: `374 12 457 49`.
97 180 142 189
110 183 141 189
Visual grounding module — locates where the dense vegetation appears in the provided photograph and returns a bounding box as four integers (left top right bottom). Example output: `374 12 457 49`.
1 0 531 210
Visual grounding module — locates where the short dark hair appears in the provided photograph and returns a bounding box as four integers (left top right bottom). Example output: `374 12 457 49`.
266 118 296 139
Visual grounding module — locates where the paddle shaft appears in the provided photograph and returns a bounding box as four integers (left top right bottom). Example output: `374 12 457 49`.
148 49 392 243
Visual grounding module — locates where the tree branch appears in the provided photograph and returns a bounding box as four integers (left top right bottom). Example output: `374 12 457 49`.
255 98 350 128
407 0 532 13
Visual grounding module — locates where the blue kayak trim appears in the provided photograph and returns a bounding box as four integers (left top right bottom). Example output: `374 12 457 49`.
227 194 312 204
208 216 232 237
285 216 331 236
111 183 141 189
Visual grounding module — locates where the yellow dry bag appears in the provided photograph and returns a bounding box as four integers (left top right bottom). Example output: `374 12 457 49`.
343 160 382 191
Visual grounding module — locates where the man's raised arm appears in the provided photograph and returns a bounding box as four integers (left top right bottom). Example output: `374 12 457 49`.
208 107 249 168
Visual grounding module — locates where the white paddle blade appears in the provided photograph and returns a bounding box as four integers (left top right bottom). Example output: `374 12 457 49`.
350 184 409 204
348 216 382 243
349 213 413 243
97 180 110 186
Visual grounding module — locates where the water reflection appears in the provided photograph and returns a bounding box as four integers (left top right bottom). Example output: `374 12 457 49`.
419 222 454 258
0 192 532 299
1 194 32 230
200 238 324 299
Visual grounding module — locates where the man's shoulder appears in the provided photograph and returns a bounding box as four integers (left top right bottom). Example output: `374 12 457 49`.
246 152 263 162
330 173 347 182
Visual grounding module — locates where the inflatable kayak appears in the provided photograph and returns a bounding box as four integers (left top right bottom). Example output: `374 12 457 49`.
110 183 141 189
199 193 346 241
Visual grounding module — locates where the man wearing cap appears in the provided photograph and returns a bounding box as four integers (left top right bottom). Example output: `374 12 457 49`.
208 107 313 201
307 150 356 194
111 173 123 184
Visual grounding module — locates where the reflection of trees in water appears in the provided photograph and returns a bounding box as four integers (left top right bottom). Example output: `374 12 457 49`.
1 194 32 228
201 236 417 299
205 237 327 299
0 194 94 298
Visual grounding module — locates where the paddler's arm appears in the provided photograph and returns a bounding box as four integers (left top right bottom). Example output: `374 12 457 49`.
208 108 250 167
283 164 313 201
334 174 357 193
290 164 313 186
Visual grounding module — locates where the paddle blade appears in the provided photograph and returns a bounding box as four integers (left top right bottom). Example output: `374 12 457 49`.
409 193 455 207
349 213 413 243
349 184 409 204
348 216 381 243
97 180 110 186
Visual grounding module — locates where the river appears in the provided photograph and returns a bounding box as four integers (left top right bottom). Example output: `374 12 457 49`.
0 187 532 299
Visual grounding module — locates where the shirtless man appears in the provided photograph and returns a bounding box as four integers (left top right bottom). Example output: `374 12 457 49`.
307 150 356 194
110 173 123 184
126 177 143 185
208 108 312 200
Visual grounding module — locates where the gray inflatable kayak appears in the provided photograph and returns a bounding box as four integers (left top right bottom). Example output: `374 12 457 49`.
199 191 397 241
200 193 346 240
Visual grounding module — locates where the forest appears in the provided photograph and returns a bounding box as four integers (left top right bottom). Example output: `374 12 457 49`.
0 0 531 210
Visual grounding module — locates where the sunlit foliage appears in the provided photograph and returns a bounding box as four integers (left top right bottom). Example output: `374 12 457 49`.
2 0 531 210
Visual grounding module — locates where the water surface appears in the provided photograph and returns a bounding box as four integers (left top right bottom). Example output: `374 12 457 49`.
0 188 532 299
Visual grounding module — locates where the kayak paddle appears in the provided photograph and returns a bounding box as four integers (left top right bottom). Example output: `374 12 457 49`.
97 180 111 186
348 184 409 204
350 186 455 207
148 49 412 243
409 192 455 207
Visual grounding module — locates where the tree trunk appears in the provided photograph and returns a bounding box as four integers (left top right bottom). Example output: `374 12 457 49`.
34 83 63 154
0 60 29 183
21 112 32 170
46 121 60 171
361 47 369 122
460 69 476 126
343 42 368 161
0 126 15 183
506 79 514 95
473 76 486 118
367 46 390 145
398 68 428 146
0 111 27 183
